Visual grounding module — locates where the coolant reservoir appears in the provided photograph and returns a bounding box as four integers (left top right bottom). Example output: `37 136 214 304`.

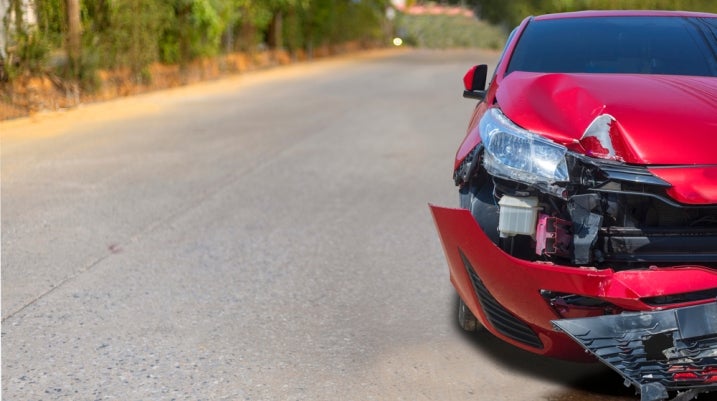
498 196 539 238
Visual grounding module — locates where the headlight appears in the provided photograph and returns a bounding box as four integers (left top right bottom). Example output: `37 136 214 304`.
480 108 569 189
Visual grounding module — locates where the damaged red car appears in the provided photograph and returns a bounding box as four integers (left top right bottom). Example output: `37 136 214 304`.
430 10 717 401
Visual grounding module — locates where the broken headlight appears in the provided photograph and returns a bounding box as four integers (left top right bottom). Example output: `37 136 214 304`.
480 108 569 192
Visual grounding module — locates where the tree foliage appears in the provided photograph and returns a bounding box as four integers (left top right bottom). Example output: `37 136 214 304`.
2 0 390 85
444 0 717 28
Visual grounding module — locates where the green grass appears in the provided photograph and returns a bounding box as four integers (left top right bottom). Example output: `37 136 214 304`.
396 13 507 50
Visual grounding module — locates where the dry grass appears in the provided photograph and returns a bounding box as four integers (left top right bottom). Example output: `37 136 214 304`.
0 41 371 121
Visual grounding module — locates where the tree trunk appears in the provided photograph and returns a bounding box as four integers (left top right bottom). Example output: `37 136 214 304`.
12 0 23 30
66 0 81 77
267 11 283 50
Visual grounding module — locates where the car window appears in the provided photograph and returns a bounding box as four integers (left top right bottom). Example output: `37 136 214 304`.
506 16 717 77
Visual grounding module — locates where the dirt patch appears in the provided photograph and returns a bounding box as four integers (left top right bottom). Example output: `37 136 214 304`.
0 42 368 121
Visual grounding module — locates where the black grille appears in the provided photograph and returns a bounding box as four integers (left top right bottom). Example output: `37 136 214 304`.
592 333 717 391
459 249 543 349
554 303 717 401
643 288 717 306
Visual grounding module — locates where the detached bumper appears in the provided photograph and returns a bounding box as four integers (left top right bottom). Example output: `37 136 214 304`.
554 303 717 401
429 205 717 359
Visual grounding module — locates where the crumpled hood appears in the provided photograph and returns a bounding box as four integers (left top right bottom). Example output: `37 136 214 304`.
497 71 717 165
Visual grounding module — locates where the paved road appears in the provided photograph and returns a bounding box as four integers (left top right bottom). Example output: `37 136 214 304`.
3 49 647 400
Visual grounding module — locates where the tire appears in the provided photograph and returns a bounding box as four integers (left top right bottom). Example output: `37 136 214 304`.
457 295 480 332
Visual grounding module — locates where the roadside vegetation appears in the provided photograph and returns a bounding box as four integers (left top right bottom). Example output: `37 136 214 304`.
396 13 505 49
1 0 391 118
2 0 390 84
447 0 717 28
2 0 716 120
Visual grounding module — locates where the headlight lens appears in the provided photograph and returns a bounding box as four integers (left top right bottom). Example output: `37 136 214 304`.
480 108 569 188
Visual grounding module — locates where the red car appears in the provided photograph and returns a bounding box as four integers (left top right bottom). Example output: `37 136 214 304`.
430 10 717 401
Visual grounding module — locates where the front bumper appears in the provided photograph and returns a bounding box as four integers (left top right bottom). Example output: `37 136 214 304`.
554 303 717 401
430 205 717 360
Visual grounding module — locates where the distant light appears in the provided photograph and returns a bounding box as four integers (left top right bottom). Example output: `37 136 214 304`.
393 37 403 46
386 8 396 20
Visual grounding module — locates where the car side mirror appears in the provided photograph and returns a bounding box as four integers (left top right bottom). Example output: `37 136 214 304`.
463 64 488 100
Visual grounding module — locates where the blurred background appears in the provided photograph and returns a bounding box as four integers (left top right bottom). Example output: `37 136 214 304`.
3 2 717 401
1 0 716 120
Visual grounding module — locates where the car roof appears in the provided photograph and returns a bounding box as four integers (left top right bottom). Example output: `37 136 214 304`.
533 10 717 21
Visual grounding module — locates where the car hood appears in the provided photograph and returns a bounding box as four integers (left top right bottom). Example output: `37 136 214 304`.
497 71 717 165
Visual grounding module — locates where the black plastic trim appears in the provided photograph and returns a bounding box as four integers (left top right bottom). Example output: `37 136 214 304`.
459 249 543 349
554 302 717 401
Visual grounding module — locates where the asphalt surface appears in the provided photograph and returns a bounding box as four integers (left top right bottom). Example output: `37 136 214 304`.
1 49 663 400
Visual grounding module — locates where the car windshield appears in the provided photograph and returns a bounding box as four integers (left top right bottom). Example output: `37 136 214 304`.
507 16 717 77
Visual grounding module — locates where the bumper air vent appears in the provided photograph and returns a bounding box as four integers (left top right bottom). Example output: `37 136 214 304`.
459 249 543 349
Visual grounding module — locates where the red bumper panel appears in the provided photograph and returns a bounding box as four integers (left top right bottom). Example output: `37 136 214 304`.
429 204 717 359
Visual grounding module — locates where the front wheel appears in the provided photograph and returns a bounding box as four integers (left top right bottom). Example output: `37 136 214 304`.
457 295 481 332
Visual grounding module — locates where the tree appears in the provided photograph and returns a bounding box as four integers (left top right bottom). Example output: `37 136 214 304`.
448 0 717 28
66 0 80 77
2 0 48 80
